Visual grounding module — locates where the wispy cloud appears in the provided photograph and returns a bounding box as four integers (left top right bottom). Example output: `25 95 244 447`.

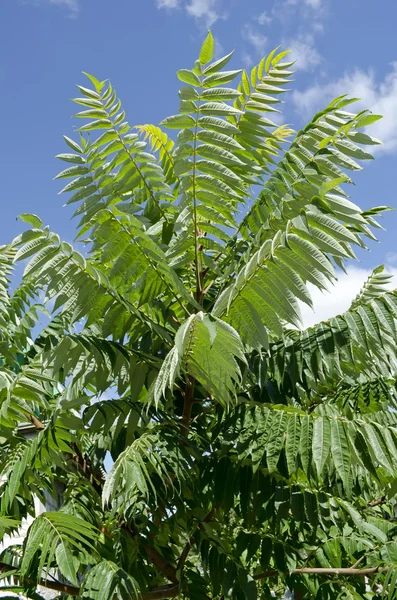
213 37 224 59
156 0 180 8
242 52 253 68
284 0 325 11
186 0 220 27
312 21 324 33
31 0 80 16
292 63 397 153
257 10 272 25
286 35 322 71
271 0 328 39
387 252 397 265
246 0 326 72
300 265 397 328
304 0 323 8
156 0 222 27
242 24 267 58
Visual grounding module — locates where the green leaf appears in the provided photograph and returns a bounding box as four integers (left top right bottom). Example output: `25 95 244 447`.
313 416 331 478
197 129 244 150
177 69 201 86
334 139 374 160
56 542 78 585
202 70 242 88
241 70 250 96
199 102 243 116
83 72 106 92
78 118 113 131
198 116 239 135
201 88 241 101
63 135 83 153
203 50 234 74
266 411 287 472
355 114 383 128
82 560 140 599
161 114 196 129
199 31 215 65
299 415 312 474
363 423 393 472
330 420 351 492
19 213 43 228
318 177 348 197
153 346 180 408
286 414 301 475
56 153 86 164
76 84 101 99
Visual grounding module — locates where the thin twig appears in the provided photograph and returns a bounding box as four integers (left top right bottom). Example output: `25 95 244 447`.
25 413 45 430
176 507 217 574
0 561 179 599
181 376 195 436
253 566 389 580
368 496 387 507
145 544 178 584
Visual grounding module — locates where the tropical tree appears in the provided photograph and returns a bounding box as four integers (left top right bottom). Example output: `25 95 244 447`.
1 32 397 599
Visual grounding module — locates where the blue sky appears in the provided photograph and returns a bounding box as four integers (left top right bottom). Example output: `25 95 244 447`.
2 0 397 322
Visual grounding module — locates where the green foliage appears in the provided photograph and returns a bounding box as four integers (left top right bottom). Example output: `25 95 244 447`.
81 560 140 599
0 34 395 600
21 512 98 585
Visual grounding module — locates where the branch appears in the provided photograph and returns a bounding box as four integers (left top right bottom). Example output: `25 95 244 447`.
368 496 387 507
23 413 105 494
253 566 389 580
145 544 178 584
142 584 179 599
0 562 80 596
181 376 195 436
1 560 390 599
177 507 217 574
25 413 45 430
70 442 105 494
0 561 179 599
123 520 179 586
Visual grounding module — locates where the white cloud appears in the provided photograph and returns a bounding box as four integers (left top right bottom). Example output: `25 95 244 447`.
300 265 397 328
287 35 322 71
213 37 224 59
156 0 221 26
279 0 326 14
242 52 254 68
186 0 220 26
242 25 267 57
312 21 324 33
387 252 397 265
285 0 325 10
292 63 397 153
257 10 272 25
271 0 328 40
304 0 323 7
156 0 180 7
41 0 79 16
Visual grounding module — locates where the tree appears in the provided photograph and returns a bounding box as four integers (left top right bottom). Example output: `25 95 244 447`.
0 32 396 599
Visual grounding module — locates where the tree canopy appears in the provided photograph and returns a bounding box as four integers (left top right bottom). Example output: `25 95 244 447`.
0 32 396 599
